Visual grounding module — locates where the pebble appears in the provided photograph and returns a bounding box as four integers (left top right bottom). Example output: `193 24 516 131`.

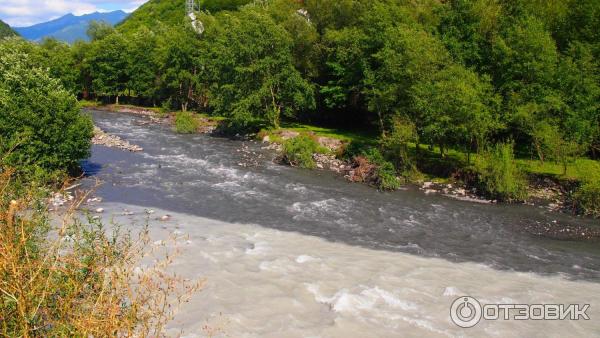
93 126 143 152
95 208 104 213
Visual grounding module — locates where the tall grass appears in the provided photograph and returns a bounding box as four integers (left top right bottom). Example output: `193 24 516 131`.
0 169 202 336
282 135 325 169
174 112 199 134
473 142 528 201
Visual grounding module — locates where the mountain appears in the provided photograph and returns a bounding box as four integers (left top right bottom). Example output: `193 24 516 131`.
14 11 128 43
0 19 17 39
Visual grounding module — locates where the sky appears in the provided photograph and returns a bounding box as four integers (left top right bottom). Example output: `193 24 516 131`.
0 0 149 27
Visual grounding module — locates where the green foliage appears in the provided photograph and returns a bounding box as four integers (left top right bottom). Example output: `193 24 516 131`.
473 143 528 201
531 122 582 174
87 20 115 41
0 20 17 39
174 111 198 134
117 0 186 34
574 180 600 218
201 0 253 12
375 162 402 191
411 64 500 155
282 135 322 169
0 44 93 179
202 7 315 130
360 148 401 190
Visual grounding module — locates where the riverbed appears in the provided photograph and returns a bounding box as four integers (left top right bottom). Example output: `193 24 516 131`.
82 110 600 337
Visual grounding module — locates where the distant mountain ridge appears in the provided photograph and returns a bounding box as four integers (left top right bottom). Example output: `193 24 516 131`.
14 11 128 43
0 19 17 39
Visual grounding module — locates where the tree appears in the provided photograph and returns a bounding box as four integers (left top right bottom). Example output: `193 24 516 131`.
39 38 79 94
365 25 451 136
556 42 600 155
87 20 116 41
202 8 314 130
0 44 93 175
320 27 369 111
411 64 500 158
156 26 203 112
88 32 130 103
126 27 161 104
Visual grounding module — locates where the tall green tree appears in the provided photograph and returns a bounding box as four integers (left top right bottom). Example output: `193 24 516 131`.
202 8 314 129
88 32 130 103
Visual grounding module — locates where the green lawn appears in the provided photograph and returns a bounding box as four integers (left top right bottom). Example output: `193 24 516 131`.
279 122 379 145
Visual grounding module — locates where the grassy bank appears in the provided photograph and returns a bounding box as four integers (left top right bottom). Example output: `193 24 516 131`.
259 121 600 216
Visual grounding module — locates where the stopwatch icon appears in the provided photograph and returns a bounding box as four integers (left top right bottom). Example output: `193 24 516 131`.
450 296 482 328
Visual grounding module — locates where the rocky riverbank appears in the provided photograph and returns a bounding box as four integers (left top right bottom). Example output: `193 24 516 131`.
93 126 143 152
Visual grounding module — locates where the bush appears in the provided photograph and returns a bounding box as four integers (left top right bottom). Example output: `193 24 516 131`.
174 111 199 134
347 148 400 190
375 161 402 190
160 97 173 115
573 180 600 217
282 135 322 169
473 142 528 201
0 46 93 178
0 169 201 336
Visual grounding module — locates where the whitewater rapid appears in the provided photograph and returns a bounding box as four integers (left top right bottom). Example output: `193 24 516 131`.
98 203 600 337
82 110 600 337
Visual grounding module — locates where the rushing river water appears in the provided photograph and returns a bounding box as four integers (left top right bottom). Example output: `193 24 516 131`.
84 110 600 337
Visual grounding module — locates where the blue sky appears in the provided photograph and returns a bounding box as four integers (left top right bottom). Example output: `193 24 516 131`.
0 0 149 27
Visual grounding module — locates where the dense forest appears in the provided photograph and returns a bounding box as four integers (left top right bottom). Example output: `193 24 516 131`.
1 0 599 212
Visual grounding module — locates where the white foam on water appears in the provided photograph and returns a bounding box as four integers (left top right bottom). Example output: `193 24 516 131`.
296 255 319 264
94 203 600 338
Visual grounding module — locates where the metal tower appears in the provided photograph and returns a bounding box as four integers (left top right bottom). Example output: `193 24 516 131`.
186 0 195 15
186 0 204 35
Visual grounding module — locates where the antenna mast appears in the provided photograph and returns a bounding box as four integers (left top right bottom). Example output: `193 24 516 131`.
186 0 204 35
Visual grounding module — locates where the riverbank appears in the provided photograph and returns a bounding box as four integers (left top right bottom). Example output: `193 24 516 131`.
82 104 599 240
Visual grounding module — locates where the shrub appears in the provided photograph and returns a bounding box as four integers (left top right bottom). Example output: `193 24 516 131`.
0 45 93 178
282 135 321 169
347 148 401 190
161 97 173 114
473 142 528 201
380 117 416 172
375 161 402 190
0 169 202 336
573 180 600 217
174 111 199 134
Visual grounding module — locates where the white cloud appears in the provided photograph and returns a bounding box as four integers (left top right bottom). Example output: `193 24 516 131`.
0 0 148 27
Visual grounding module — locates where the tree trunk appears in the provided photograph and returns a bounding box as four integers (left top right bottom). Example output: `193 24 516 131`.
534 140 545 164
116 95 119 105
377 110 386 137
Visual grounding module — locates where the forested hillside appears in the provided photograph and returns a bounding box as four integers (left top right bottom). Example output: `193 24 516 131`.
0 20 17 39
3 0 599 214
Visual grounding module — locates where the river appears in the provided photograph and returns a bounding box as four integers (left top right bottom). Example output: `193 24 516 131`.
83 110 600 337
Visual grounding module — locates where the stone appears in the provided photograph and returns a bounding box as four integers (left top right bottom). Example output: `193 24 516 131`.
95 208 104 213
92 126 143 152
